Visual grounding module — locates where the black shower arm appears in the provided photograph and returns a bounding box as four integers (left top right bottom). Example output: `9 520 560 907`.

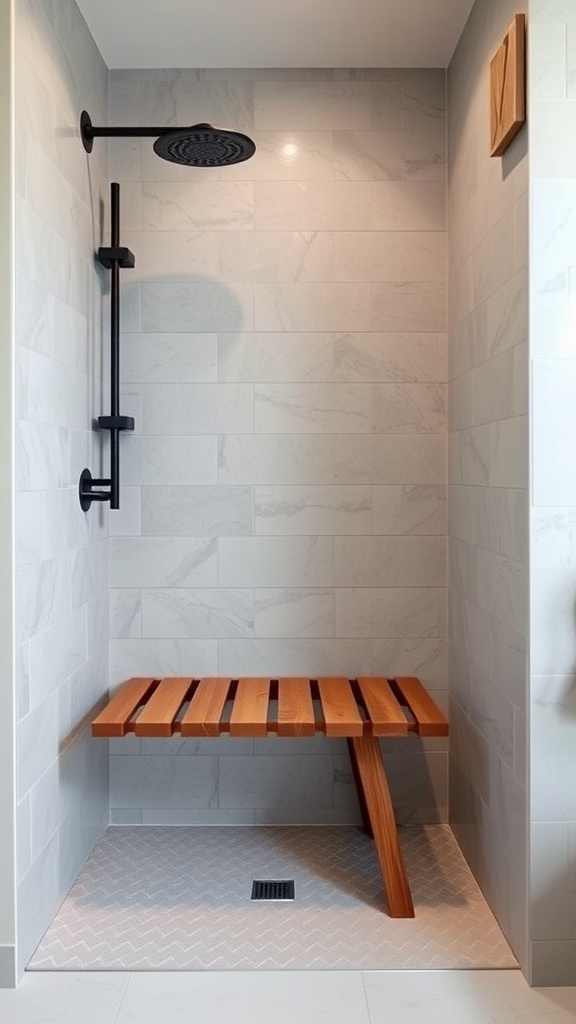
81 110 204 151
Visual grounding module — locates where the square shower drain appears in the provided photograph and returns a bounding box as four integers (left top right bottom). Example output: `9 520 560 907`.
251 879 295 901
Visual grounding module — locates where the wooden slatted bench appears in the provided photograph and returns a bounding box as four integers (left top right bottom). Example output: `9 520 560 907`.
92 675 448 919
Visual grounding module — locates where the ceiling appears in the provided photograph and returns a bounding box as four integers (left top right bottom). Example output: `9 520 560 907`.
75 0 476 69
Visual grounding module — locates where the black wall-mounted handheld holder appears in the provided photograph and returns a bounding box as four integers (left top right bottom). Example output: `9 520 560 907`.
79 182 135 511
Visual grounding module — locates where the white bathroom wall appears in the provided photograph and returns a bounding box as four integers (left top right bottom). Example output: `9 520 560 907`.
14 0 109 972
108 68 449 825
528 0 576 987
447 0 529 967
0 0 15 990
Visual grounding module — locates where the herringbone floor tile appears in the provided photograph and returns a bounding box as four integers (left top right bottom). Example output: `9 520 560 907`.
28 825 516 971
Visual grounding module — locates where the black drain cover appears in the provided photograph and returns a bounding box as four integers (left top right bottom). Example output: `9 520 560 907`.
251 879 295 901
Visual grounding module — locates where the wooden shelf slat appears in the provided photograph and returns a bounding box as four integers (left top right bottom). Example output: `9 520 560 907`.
92 677 157 737
393 677 449 736
229 677 270 737
134 678 193 737
317 677 363 737
357 677 408 736
180 678 232 737
277 678 316 737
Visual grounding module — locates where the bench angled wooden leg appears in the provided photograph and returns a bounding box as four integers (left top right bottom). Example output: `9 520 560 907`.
349 734 414 918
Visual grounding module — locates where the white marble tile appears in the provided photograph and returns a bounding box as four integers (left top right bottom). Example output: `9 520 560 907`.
449 426 490 487
141 485 253 537
219 434 334 485
371 180 446 230
218 332 333 382
15 420 70 491
71 540 108 611
109 487 142 537
533 361 576 504
532 675 576 822
370 80 404 130
122 230 219 282
141 78 254 132
122 333 217 384
109 536 218 589
255 283 371 333
334 536 446 587
333 332 438 383
141 182 253 231
109 639 218 688
16 553 70 644
255 588 334 638
488 415 527 490
141 588 254 639
334 434 445 484
219 754 333 809
122 434 217 486
219 536 333 588
255 383 372 433
255 485 372 535
335 588 441 638
372 484 446 534
371 282 446 332
140 382 253 434
254 181 371 230
110 756 219 810
141 282 254 334
140 808 256 825
372 382 446 433
0 971 129 1023
531 509 576 675
335 231 445 282
403 74 446 130
218 231 334 283
28 607 87 710
531 99 576 178
254 80 372 130
332 130 445 182
109 589 142 640
18 688 61 799
116 970 369 1024
569 23 576 100
531 821 575 940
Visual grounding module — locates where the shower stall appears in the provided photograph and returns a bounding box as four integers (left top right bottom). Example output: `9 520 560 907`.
4 0 576 991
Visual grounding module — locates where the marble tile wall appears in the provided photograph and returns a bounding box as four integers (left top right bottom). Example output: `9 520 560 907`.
108 67 448 825
528 0 576 987
447 0 529 970
14 0 109 972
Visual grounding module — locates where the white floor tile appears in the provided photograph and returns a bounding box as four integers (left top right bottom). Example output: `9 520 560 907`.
115 971 371 1024
0 972 129 1023
362 970 576 1024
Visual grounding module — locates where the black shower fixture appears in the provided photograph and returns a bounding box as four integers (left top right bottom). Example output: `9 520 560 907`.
80 110 256 167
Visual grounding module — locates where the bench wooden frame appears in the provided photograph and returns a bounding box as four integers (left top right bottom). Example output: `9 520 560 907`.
92 675 448 919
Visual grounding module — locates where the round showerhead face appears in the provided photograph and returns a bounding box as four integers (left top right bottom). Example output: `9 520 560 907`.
153 123 256 167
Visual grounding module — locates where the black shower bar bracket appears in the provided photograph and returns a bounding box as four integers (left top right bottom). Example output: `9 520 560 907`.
81 110 188 149
79 182 135 512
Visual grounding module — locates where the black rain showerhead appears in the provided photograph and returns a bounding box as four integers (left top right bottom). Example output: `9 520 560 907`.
153 123 256 167
80 111 256 167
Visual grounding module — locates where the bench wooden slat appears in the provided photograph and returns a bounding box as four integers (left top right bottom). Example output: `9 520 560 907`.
393 676 449 736
277 678 316 737
357 677 408 736
135 678 193 737
317 677 363 737
180 678 231 737
230 677 270 737
92 677 157 737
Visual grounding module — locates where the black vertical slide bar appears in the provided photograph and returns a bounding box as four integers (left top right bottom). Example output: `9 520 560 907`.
110 182 120 509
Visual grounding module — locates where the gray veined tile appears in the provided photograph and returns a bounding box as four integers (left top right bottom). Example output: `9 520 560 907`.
255 383 372 433
122 333 218 384
141 588 254 639
255 588 334 638
372 383 446 433
141 382 253 434
141 485 253 537
335 588 441 639
141 181 254 231
255 485 372 535
141 282 254 334
219 434 334 485
219 536 333 588
333 332 438 383
218 332 334 383
109 537 218 588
